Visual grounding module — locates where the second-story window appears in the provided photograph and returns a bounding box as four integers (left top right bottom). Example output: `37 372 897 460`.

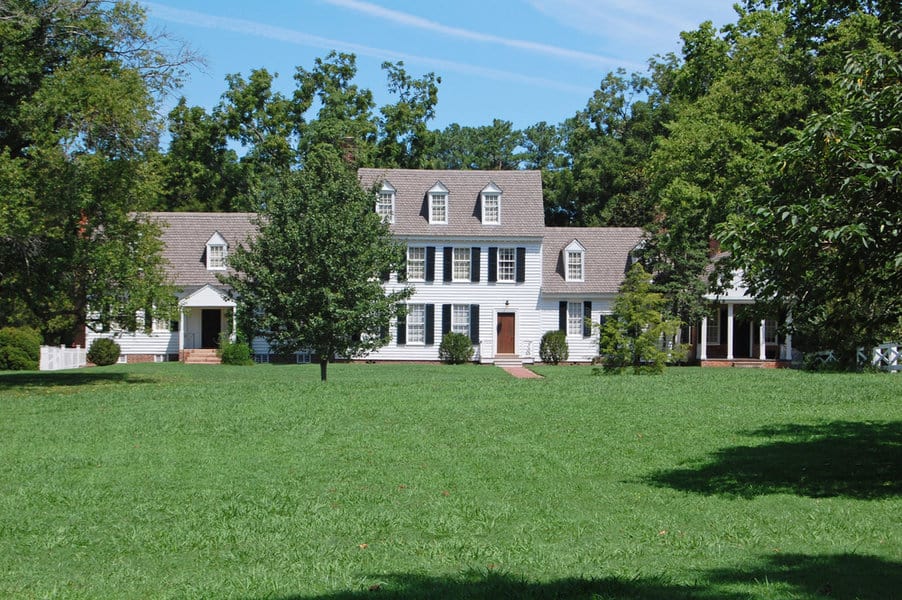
407 247 425 281
481 183 501 224
452 247 470 281
497 248 515 282
564 240 585 282
206 231 228 270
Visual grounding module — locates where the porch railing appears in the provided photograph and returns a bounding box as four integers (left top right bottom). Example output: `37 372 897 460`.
810 343 900 373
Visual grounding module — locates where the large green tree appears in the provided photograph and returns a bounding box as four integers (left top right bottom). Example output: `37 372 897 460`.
719 22 901 361
0 0 192 343
223 145 411 381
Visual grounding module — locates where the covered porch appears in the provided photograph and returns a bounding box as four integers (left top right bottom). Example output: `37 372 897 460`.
177 285 236 362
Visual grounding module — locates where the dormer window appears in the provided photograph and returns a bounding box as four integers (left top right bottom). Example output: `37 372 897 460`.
565 240 585 282
376 181 395 224
481 183 501 224
206 232 228 270
429 181 448 224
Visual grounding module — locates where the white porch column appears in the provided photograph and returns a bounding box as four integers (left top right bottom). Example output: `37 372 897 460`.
179 308 186 355
759 319 767 360
231 310 237 342
784 312 793 361
699 316 708 360
726 303 735 360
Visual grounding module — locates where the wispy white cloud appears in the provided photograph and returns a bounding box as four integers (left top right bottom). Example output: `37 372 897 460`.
323 0 627 69
143 2 590 93
528 0 737 53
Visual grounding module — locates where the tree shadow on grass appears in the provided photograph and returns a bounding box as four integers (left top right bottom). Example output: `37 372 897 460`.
0 370 155 390
645 421 901 499
263 553 900 600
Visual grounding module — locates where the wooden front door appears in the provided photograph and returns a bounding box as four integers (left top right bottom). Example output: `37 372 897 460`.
201 309 221 349
497 312 515 354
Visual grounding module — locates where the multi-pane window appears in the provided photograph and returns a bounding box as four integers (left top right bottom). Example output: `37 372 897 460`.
208 245 226 269
376 191 394 224
706 312 720 344
567 302 584 335
452 304 470 335
566 250 583 281
407 304 425 344
764 318 778 344
497 248 515 282
430 192 447 224
483 193 500 224
407 247 426 281
452 247 470 281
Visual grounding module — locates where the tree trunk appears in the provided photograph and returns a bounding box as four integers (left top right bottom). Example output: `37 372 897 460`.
319 357 328 381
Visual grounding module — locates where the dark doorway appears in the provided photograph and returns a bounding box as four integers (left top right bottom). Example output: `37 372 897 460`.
201 309 221 349
497 312 515 354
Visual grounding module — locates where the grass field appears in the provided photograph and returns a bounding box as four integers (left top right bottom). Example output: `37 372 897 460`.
1 363 899 599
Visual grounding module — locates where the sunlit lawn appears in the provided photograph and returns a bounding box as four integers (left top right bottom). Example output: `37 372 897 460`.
1 363 899 599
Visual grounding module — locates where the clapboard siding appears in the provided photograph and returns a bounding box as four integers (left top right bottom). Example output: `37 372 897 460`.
85 329 177 356
538 297 615 362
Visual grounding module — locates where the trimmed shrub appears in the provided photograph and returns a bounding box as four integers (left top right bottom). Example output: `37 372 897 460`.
218 338 254 366
0 326 41 371
539 330 569 365
87 338 121 366
438 332 474 364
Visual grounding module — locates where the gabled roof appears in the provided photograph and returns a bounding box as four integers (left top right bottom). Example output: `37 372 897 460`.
357 168 545 237
145 212 258 288
542 227 646 295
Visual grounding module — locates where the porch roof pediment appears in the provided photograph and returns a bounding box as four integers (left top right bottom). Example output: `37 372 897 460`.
179 284 235 308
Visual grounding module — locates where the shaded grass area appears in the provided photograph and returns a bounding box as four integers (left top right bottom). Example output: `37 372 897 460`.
1 363 899 599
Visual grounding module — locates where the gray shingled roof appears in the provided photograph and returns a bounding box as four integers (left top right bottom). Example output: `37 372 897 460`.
358 168 545 238
145 212 258 288
541 227 646 295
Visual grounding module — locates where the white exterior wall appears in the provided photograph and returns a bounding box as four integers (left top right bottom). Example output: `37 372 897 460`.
537 296 615 363
85 328 177 357
369 238 544 363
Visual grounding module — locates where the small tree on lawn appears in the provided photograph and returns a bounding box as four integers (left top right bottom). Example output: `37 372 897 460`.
223 143 412 381
599 262 683 374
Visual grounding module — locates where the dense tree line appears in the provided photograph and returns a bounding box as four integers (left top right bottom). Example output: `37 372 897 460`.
2 0 898 361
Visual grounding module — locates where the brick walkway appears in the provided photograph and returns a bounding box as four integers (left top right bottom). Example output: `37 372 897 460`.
500 366 543 379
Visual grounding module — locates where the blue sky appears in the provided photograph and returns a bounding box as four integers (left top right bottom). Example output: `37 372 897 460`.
143 0 739 130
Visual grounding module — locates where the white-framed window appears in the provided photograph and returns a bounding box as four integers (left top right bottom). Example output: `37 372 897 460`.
152 316 170 333
497 247 515 282
481 183 502 224
296 351 311 364
706 312 720 345
452 247 470 282
206 231 228 271
407 246 426 281
429 182 449 224
564 240 584 282
407 304 426 345
764 318 778 344
376 182 395 224
452 304 470 335
567 302 584 335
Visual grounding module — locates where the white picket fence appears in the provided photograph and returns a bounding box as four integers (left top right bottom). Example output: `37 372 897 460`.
809 342 900 373
39 345 87 371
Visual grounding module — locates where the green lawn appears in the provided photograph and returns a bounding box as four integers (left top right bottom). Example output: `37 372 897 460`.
1 363 899 599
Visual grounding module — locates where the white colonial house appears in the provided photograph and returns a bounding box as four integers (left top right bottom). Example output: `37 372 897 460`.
87 169 646 365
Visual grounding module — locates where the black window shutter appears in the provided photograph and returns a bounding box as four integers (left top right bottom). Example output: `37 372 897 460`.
559 301 567 332
469 304 480 345
471 247 481 282
380 323 389 342
380 269 390 282
488 247 498 282
442 304 451 335
583 301 592 337
443 247 452 282
425 304 435 345
426 246 436 282
719 308 727 344
516 247 526 283
396 310 407 345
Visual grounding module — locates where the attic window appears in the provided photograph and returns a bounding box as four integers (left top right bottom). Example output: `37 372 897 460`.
429 181 449 224
481 183 501 224
564 240 585 282
376 181 395 224
206 232 228 270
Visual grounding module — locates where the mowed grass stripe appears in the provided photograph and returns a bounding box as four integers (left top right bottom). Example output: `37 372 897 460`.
1 364 899 599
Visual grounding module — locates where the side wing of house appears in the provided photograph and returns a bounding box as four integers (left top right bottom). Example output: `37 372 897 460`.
539 227 646 362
